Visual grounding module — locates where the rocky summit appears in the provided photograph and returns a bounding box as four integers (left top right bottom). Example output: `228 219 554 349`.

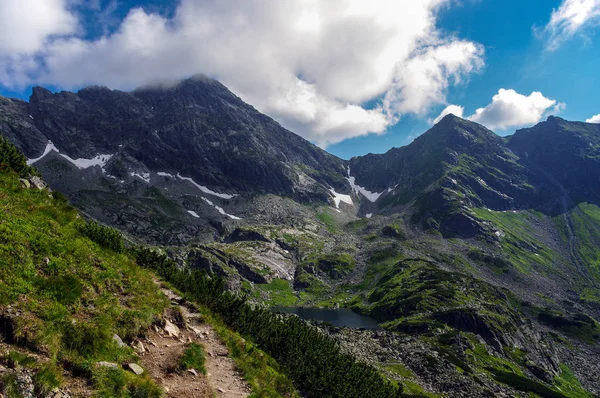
2 78 600 397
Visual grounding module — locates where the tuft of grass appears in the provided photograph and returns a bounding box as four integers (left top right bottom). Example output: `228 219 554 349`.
6 351 36 368
179 343 207 374
92 366 163 398
34 362 63 396
0 373 21 398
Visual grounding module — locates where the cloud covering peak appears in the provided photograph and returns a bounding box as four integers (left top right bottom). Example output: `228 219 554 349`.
0 0 484 147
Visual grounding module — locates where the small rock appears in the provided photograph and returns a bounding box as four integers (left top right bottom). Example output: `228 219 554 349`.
134 340 146 354
149 340 158 347
164 319 180 337
29 176 46 190
113 334 125 347
19 178 31 188
216 348 229 356
127 363 144 375
187 368 198 376
217 387 225 393
95 362 118 369
190 326 202 335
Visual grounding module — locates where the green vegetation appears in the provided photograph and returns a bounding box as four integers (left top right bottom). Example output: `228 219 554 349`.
245 279 298 307
191 302 299 398
488 368 567 398
381 224 407 240
316 209 338 233
93 367 163 398
78 219 125 253
571 203 600 276
304 252 356 279
179 343 207 374
472 208 561 273
554 364 594 397
0 140 167 396
0 136 38 177
535 309 600 344
136 249 403 398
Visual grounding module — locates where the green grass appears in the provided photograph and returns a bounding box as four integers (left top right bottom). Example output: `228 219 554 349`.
246 279 298 307
92 367 163 398
0 170 168 396
571 203 600 278
179 343 207 374
554 364 595 398
303 252 356 279
316 209 338 233
472 208 562 273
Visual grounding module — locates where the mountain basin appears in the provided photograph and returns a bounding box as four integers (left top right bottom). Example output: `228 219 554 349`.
272 306 379 329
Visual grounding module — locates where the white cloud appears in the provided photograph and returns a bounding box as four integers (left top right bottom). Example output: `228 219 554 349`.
0 0 485 147
431 104 464 124
543 0 600 50
587 113 600 123
468 89 562 130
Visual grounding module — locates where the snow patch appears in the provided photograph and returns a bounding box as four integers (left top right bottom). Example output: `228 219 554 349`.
329 188 353 208
387 184 398 193
201 197 241 220
346 167 383 202
157 172 175 178
187 210 200 218
27 141 113 172
177 173 236 200
28 115 33 120
130 172 151 183
27 141 58 165
366 213 373 218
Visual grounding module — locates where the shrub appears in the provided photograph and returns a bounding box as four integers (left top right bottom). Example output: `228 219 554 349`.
78 220 124 253
0 136 37 177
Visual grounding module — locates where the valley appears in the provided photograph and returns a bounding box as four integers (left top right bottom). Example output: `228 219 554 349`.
1 78 600 397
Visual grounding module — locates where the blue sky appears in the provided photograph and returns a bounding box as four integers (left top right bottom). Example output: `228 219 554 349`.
0 0 599 159
330 0 600 158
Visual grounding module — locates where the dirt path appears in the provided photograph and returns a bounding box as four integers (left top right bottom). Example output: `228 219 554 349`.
137 284 251 398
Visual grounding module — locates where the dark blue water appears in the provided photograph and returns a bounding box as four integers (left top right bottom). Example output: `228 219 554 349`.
272 306 379 329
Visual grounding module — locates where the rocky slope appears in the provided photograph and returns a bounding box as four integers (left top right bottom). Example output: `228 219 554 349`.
0 76 351 245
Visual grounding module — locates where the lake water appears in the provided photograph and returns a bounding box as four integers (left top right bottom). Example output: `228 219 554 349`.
272 306 379 329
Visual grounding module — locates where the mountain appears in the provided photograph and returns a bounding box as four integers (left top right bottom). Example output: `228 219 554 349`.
3 79 600 397
0 76 350 244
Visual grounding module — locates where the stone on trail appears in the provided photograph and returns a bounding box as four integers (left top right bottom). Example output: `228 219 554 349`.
164 319 180 337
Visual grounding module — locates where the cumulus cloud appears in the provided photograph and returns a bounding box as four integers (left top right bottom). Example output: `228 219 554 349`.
467 89 562 130
0 0 485 147
587 113 600 123
0 0 78 87
431 104 464 124
543 0 600 50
